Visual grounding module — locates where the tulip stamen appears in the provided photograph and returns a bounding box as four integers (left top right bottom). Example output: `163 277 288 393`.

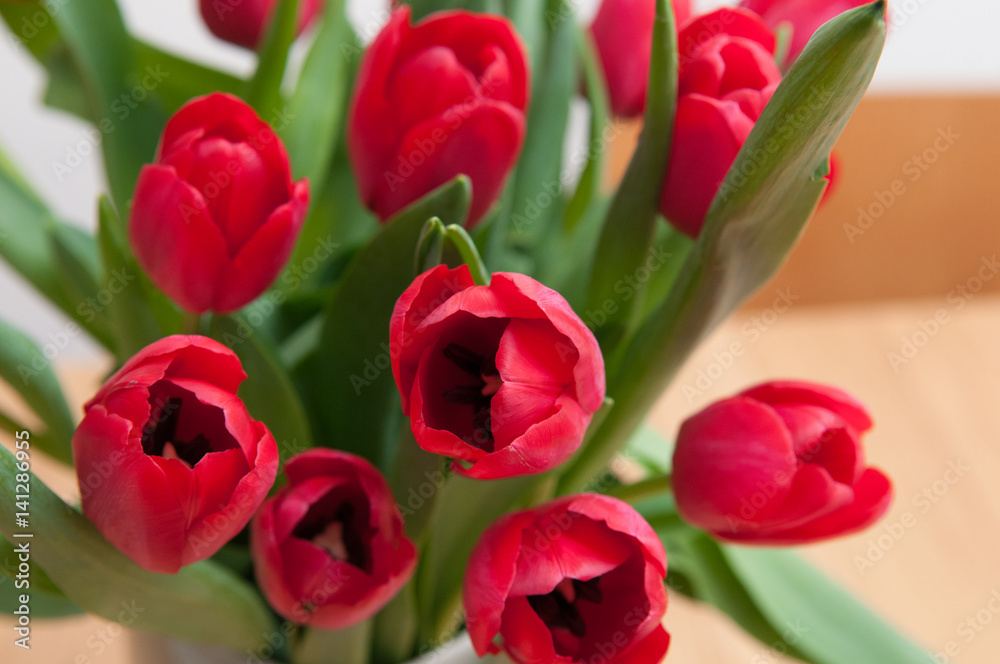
294 502 372 573
441 343 501 453
527 577 603 639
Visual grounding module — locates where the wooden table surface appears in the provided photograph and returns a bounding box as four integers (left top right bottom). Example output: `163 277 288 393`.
4 295 999 663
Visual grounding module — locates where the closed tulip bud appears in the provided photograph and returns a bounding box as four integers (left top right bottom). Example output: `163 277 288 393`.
198 0 322 50
659 9 782 237
672 380 893 544
72 335 279 573
129 93 309 314
348 7 530 227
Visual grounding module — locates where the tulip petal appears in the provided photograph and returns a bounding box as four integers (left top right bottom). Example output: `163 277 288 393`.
465 510 537 656
673 397 796 531
386 45 480 130
616 625 671 664
659 94 755 237
213 178 309 313
740 380 873 432
499 596 568 664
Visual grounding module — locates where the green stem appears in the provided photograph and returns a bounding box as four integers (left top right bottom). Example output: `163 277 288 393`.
245 0 299 115
294 620 372 664
604 474 672 504
181 312 200 335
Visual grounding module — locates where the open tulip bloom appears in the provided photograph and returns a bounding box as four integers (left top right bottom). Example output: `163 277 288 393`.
0 1 921 664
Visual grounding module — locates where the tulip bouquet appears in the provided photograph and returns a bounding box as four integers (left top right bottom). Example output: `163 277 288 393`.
0 0 932 663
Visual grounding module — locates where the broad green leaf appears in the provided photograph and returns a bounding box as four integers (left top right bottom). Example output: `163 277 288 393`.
296 619 372 664
283 0 353 184
559 2 886 494
209 314 314 462
0 144 115 348
246 0 298 115
132 40 245 114
418 473 539 646
0 319 76 465
50 222 116 348
1 535 81 618
372 577 419 664
96 196 180 361
496 0 576 266
585 0 678 351
0 4 60 60
723 546 936 664
304 176 471 471
50 0 166 221
0 447 277 651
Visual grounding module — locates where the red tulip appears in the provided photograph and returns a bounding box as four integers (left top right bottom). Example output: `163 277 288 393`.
590 0 692 117
129 92 309 314
198 0 322 50
348 7 530 227
250 449 417 629
72 335 278 574
659 9 782 237
464 494 670 664
672 380 893 545
390 265 605 480
740 0 873 65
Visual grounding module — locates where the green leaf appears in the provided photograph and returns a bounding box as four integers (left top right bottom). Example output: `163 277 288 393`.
304 176 471 471
502 0 576 251
0 447 277 651
0 448 274 645
0 319 76 465
296 619 372 664
0 535 81 618
564 25 610 232
209 315 314 463
282 0 353 184
415 218 447 275
132 40 246 114
49 222 117 348
722 546 936 664
50 0 166 220
559 2 886 495
405 0 502 22
443 224 490 286
418 473 540 646
0 144 115 348
0 4 60 60
246 0 299 115
96 196 180 361
661 531 813 659
584 0 678 351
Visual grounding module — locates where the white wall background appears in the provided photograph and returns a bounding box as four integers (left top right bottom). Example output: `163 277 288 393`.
0 0 995 360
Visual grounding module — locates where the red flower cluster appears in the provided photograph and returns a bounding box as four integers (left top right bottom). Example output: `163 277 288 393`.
390 265 606 479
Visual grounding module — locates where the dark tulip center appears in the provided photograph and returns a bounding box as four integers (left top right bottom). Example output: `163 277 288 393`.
293 496 374 574
440 343 501 453
527 577 604 638
141 394 234 468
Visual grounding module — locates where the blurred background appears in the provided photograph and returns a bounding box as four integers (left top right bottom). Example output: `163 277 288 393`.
2 0 998 662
